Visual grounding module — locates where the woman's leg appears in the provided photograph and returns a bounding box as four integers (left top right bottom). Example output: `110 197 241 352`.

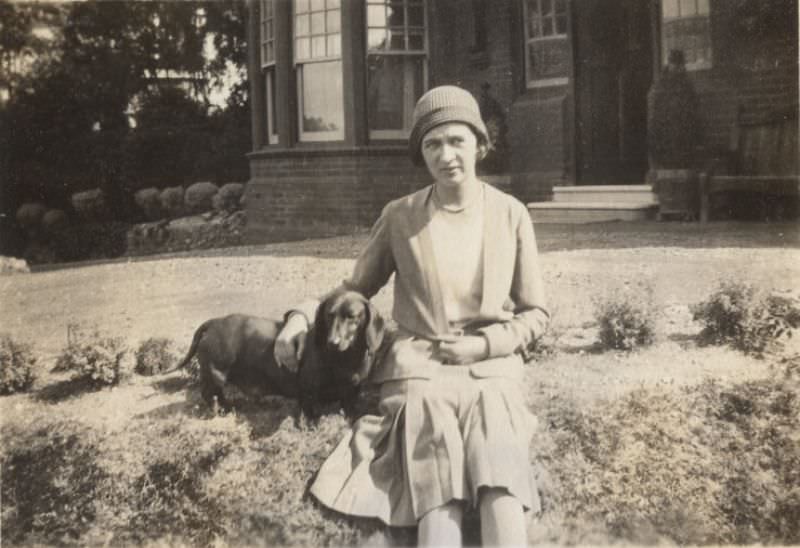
418 501 464 547
479 487 527 547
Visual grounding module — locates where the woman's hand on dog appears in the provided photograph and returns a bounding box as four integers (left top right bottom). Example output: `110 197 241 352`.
275 313 309 372
436 335 489 365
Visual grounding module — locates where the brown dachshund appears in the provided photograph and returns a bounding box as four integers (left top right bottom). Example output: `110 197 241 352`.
168 289 385 416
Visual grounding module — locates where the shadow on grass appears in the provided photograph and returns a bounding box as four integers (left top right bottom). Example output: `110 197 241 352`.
33 376 96 403
150 374 195 394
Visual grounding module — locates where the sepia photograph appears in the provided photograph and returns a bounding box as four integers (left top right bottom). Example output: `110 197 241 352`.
1 0 798 545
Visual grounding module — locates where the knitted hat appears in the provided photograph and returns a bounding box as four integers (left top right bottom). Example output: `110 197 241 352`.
409 85 489 166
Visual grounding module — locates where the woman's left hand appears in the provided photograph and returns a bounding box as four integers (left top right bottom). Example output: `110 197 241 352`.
437 335 489 365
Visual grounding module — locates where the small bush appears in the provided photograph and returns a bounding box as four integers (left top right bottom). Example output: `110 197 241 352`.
71 188 110 222
592 283 658 351
159 186 185 219
692 281 800 356
15 202 47 232
0 335 37 395
40 208 68 237
184 181 218 214
212 182 245 213
54 324 130 388
134 338 178 376
134 188 163 221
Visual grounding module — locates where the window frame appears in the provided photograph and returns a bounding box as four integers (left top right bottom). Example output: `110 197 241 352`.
365 0 429 140
294 0 345 142
660 0 712 71
522 0 570 89
260 0 279 144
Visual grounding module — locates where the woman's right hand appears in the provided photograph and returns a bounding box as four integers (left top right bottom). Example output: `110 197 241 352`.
274 313 309 372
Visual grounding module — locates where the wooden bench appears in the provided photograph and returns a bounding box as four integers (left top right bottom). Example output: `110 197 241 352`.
699 107 799 222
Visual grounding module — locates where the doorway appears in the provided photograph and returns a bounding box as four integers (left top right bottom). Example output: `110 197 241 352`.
573 0 654 185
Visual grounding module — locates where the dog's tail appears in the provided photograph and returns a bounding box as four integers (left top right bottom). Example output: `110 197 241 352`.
161 320 211 374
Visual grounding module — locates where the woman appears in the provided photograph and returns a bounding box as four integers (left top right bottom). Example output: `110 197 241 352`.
275 85 549 546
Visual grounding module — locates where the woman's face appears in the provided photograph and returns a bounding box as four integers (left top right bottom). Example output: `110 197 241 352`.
420 122 479 188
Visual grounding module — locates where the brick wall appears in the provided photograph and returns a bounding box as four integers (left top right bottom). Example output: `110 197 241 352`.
246 148 430 242
689 0 798 157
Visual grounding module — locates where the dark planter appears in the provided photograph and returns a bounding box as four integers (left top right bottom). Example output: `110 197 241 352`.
652 168 700 220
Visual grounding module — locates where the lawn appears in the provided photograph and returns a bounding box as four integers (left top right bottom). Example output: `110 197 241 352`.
1 221 799 546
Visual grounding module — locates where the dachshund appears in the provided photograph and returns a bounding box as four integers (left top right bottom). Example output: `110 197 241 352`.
167 289 385 416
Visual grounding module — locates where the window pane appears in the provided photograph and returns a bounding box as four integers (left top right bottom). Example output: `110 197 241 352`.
529 15 541 38
541 0 552 16
679 0 695 16
368 4 386 27
311 11 325 33
662 0 679 18
328 0 340 7
408 30 424 50
301 60 344 136
555 0 566 15
312 35 326 57
367 54 424 133
697 0 709 15
556 14 567 34
389 30 405 50
368 28 387 50
387 3 405 26
408 5 424 27
310 0 325 12
327 10 340 32
327 33 341 56
542 17 553 36
296 37 310 59
296 14 309 36
296 0 310 14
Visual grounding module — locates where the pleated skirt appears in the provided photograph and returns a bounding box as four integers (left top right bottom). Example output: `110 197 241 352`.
309 366 540 527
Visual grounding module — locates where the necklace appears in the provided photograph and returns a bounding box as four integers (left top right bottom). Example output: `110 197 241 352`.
432 186 481 213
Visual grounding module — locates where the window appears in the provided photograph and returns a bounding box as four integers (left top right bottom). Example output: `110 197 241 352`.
523 0 570 88
295 0 344 141
260 0 278 143
661 0 712 70
366 0 427 139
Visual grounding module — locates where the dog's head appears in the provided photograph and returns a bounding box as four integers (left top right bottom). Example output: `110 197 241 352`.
314 289 385 384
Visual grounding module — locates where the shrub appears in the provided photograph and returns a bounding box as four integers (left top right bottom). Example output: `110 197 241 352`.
71 188 110 222
40 208 68 237
538 371 800 545
134 338 179 376
51 221 129 263
1 420 106 544
134 188 163 221
184 181 218 214
15 202 47 232
592 283 658 351
212 182 245 213
54 324 130 388
159 186 185 219
692 281 800 356
0 335 36 395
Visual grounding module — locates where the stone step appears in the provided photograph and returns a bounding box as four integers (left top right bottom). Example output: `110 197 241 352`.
553 184 657 204
528 201 659 223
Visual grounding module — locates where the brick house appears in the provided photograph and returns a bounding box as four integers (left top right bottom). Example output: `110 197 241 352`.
245 0 798 240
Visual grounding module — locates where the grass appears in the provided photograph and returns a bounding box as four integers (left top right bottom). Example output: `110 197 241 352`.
2 221 799 546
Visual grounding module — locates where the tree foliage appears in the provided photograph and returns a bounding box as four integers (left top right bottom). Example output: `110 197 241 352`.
0 0 249 238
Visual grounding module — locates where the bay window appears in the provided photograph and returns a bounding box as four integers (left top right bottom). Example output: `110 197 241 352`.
294 0 344 141
366 0 427 139
260 0 278 143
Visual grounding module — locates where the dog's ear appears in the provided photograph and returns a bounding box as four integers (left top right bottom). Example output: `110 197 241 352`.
314 293 333 349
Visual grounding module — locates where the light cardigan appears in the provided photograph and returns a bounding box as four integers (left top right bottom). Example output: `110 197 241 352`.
293 182 549 382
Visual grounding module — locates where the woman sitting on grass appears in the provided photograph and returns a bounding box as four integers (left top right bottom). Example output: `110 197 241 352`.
275 85 549 547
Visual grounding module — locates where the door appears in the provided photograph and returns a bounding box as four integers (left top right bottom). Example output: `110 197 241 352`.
573 0 653 184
